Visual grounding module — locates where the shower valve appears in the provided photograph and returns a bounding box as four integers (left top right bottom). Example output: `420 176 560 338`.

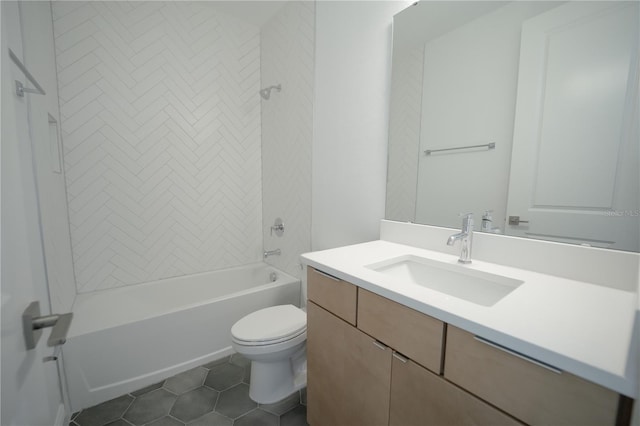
270 218 285 237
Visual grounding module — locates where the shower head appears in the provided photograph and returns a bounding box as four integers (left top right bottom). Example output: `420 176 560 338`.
259 84 281 100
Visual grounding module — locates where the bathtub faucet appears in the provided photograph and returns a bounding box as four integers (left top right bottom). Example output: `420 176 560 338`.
264 249 281 259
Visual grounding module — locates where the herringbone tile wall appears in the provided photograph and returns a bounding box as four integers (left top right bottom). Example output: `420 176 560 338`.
52 2 263 293
261 1 314 278
386 46 423 222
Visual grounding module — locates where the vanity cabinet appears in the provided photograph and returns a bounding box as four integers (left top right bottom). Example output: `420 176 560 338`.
444 325 621 426
356 289 517 426
306 267 631 426
389 354 522 426
357 288 444 373
307 302 391 426
307 266 357 325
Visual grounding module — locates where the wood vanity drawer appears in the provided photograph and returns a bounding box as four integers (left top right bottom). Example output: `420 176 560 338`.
307 267 357 325
444 325 620 426
357 288 444 373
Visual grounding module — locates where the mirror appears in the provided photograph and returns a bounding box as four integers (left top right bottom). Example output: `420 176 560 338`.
386 1 639 252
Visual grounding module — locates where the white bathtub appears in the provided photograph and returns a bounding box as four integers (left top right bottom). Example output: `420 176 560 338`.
63 263 301 412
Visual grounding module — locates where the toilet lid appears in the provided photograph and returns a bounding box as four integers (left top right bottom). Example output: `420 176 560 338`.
231 305 307 344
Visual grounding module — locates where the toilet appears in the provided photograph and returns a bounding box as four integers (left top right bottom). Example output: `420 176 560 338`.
231 304 307 404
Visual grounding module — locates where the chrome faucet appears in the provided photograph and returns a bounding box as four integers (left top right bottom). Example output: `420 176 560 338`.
447 213 474 264
263 249 281 258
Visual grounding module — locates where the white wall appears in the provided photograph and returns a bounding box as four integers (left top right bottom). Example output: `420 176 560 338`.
51 2 263 292
261 1 314 278
312 0 411 251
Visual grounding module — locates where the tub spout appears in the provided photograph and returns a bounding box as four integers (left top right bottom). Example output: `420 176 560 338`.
264 249 281 258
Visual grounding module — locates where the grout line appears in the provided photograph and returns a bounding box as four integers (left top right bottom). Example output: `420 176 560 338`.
234 406 259 421
211 387 221 413
79 356 264 426
166 414 185 426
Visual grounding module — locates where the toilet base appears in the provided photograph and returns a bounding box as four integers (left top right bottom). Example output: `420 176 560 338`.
248 361 300 404
248 346 307 404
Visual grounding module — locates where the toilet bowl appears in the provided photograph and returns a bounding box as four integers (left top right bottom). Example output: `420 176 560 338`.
231 304 307 404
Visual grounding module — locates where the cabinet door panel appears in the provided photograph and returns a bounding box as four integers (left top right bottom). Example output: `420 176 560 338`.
307 267 357 325
307 302 391 426
445 325 619 425
358 288 444 373
390 356 523 426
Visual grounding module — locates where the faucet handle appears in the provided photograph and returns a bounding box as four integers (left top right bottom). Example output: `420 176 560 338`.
459 212 474 230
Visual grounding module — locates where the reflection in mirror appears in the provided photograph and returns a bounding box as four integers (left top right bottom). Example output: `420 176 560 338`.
386 1 639 252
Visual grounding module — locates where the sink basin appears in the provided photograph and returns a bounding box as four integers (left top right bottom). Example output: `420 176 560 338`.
366 255 523 306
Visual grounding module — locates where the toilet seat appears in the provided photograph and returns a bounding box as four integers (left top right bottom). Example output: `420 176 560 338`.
231 305 306 346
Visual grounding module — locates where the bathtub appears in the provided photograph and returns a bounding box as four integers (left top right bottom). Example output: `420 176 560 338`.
63 263 301 412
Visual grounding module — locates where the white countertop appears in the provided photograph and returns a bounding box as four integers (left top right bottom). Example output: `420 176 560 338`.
301 239 638 397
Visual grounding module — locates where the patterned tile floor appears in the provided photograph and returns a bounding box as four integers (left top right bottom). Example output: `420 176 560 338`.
69 354 308 426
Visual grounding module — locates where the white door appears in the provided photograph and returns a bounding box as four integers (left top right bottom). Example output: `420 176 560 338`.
1 1 68 425
19 1 77 316
506 2 639 251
